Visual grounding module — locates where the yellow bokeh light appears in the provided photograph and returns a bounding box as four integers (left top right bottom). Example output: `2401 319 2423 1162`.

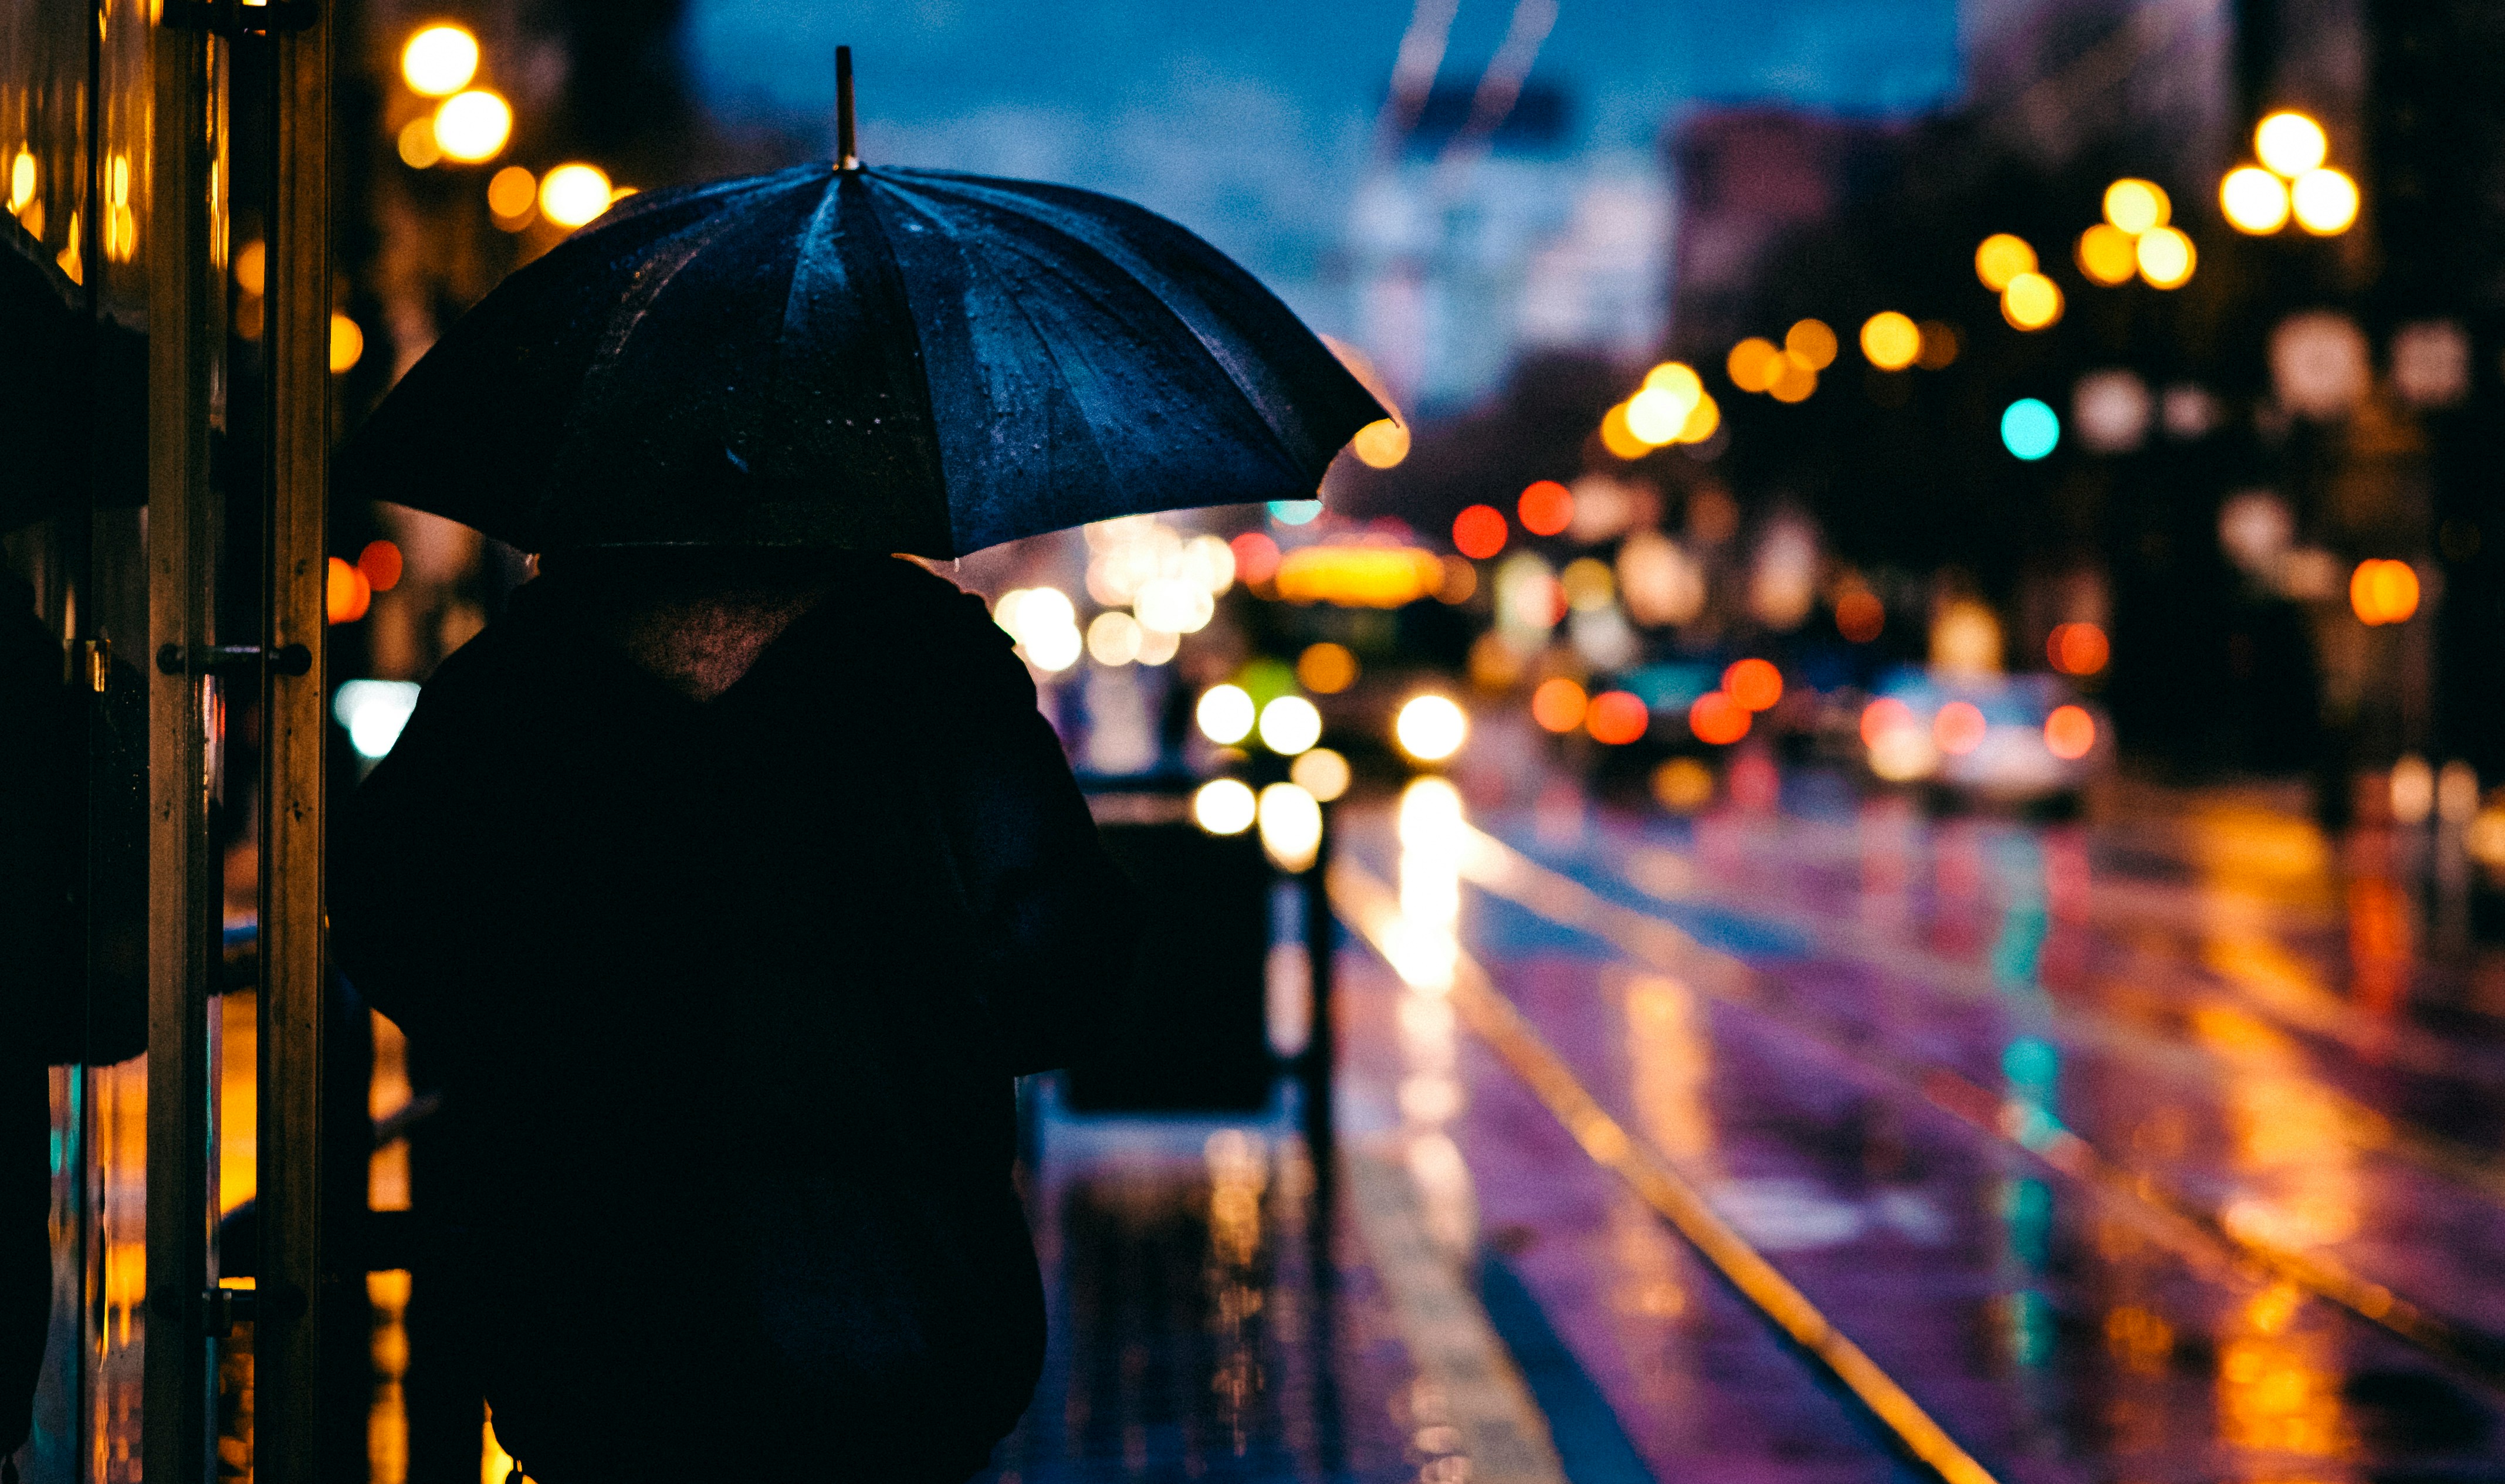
486 165 537 219
432 89 512 164
2220 165 2291 233
1297 641 1359 694
328 313 364 375
1258 695 1323 755
8 150 33 214
1859 311 1920 370
1196 684 1255 746
1289 747 1351 803
538 162 614 229
1194 778 1257 836
1599 402 1650 460
1785 318 1837 371
1625 384 1691 445
1727 337 1780 393
1395 694 1468 763
401 25 479 97
1642 360 1702 404
395 117 442 170
1975 232 2036 291
1768 354 1817 403
2000 271 2063 330
232 238 265 296
2290 167 2358 235
1677 390 1719 443
2076 222 2138 285
2255 111 2328 177
2135 225 2195 288
1352 417 1410 468
2103 178 2169 235
1257 782 1323 872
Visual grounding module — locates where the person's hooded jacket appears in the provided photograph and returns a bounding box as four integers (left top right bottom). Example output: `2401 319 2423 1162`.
331 553 1139 1482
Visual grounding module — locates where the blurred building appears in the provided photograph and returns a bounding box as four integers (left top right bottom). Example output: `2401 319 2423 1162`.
1345 82 1671 418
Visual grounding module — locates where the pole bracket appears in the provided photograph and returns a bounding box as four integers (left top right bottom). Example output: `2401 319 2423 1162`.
156 642 313 677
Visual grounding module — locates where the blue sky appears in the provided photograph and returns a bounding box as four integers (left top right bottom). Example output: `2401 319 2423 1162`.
685 1 1964 328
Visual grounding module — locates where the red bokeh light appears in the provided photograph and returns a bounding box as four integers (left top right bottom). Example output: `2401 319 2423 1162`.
1230 531 1282 586
1933 700 1986 755
1453 504 1509 560
1723 658 1783 711
2044 704 2096 760
1531 677 1589 734
325 556 371 625
2046 621 2108 676
1688 690 1751 745
1860 696 1915 747
1518 480 1574 537
357 539 405 593
1836 588 1884 643
1586 690 1649 744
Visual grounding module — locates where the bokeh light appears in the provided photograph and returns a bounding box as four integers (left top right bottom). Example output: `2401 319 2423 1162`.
2255 110 2328 176
2000 398 2060 460
1531 677 1587 734
1860 696 1915 748
1196 683 1257 745
1914 321 1959 368
1518 480 1573 536
357 540 404 592
2102 178 2169 234
1087 611 1143 666
1836 588 1884 642
1290 747 1350 802
1767 354 1817 403
2075 223 2137 285
1396 694 1468 762
487 165 537 220
1258 782 1323 872
1352 418 1410 469
2221 166 2291 233
2350 559 2420 625
1652 757 1714 812
2000 272 2063 330
1297 642 1358 694
1975 232 2037 291
1677 392 1721 443
432 89 512 163
333 680 420 760
2047 621 2109 675
2044 705 2096 760
2291 167 2358 234
1688 691 1749 745
1452 504 1508 559
1559 556 1614 611
1727 337 1780 392
396 118 443 170
539 163 615 229
400 24 479 97
328 313 364 374
1194 778 1257 835
1258 695 1323 755
325 557 372 624
1599 402 1651 460
2135 226 2195 288
1934 700 1987 755
1722 658 1782 711
1784 319 1838 371
1860 311 1920 370
1229 531 1281 586
1585 690 1648 745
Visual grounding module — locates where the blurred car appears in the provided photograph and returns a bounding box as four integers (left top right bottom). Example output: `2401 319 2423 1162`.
1856 668 2108 808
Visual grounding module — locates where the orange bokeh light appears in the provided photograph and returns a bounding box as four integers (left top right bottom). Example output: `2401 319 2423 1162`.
1933 700 1986 755
2047 621 2108 675
1860 696 1915 748
357 538 404 592
1518 480 1574 537
325 556 371 625
1688 690 1751 745
2044 704 2096 760
1586 690 1649 745
2350 559 2420 625
1230 531 1281 587
1836 588 1884 642
1453 503 1509 560
1531 677 1589 734
1722 658 1782 711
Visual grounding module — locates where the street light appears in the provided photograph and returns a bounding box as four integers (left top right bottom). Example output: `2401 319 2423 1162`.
2254 111 2328 176
2220 166 2291 233
2291 168 2360 235
432 89 512 164
400 24 479 97
2222 109 2355 236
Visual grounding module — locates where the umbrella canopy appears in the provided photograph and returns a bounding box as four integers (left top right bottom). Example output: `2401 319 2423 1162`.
340 162 1387 557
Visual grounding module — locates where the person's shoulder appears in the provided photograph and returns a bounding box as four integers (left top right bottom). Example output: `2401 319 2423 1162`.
851 554 1012 646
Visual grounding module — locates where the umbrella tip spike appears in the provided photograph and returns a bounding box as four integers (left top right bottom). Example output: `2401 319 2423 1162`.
835 45 860 172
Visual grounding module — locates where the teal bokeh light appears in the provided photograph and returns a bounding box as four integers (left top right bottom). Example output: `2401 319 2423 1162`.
2000 398 2060 460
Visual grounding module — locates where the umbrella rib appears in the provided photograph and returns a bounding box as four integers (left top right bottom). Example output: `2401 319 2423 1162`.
879 175 1316 486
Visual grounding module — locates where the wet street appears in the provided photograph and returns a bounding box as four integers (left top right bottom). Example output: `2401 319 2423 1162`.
991 757 2505 1482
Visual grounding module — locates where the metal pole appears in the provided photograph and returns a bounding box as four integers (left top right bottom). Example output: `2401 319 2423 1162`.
142 11 226 1483
258 1 334 1478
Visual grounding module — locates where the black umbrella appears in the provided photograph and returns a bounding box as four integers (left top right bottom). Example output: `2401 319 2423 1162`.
341 52 1386 557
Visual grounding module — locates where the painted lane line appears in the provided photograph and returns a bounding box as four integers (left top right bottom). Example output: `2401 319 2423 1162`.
1457 825 2505 1394
1330 859 2005 1484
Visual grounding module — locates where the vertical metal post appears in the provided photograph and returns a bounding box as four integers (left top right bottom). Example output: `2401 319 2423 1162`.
259 2 333 1480
143 13 225 1484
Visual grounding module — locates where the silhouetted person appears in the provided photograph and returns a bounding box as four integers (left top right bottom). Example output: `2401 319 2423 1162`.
331 548 1138 1483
